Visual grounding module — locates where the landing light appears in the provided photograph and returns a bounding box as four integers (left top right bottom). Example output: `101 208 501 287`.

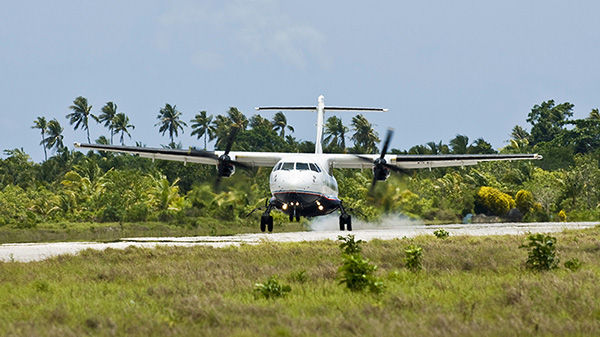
282 204 288 210
318 205 324 211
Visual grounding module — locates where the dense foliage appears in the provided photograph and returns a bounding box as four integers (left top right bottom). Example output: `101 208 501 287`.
3 97 600 228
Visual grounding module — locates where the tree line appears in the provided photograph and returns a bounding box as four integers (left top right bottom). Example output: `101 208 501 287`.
1 97 600 228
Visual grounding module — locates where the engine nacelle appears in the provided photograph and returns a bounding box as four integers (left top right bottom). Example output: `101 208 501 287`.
216 155 236 178
372 158 390 181
373 166 390 181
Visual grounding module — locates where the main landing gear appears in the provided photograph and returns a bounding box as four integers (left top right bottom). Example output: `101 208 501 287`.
260 213 273 232
253 200 275 233
339 203 352 231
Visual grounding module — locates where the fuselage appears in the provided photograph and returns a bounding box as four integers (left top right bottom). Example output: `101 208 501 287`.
269 155 341 217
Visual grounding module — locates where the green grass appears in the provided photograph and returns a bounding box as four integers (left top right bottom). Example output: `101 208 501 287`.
1 227 600 336
0 219 308 244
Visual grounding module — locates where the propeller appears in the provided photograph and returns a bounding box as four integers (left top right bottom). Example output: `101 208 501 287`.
356 128 409 195
187 126 250 190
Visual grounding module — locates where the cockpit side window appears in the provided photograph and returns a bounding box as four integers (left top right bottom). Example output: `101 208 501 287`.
296 162 309 171
273 162 282 171
281 162 294 171
309 163 320 172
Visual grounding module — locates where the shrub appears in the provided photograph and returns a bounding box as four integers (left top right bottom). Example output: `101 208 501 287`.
520 233 559 271
337 234 383 293
558 210 567 222
254 275 291 299
338 254 384 293
515 189 534 214
433 229 450 239
404 245 423 272
475 186 515 216
338 234 363 255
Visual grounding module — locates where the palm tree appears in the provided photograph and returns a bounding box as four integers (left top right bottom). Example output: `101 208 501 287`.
67 96 95 143
31 116 48 161
95 136 110 145
156 103 187 145
272 112 294 138
44 119 65 153
350 114 379 153
449 134 469 154
249 114 273 129
510 125 530 141
323 116 349 150
97 102 118 144
425 140 449 154
113 113 135 145
190 111 214 150
227 107 248 130
468 137 496 154
211 114 232 149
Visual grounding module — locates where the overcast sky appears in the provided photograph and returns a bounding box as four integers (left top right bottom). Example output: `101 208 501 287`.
2 0 600 162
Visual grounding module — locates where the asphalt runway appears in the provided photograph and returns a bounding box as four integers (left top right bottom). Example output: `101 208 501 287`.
0 221 597 262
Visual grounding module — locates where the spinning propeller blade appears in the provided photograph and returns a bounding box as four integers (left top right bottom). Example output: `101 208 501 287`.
354 128 409 195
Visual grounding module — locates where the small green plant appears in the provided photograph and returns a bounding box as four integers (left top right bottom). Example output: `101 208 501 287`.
254 275 291 299
338 234 363 255
433 228 450 238
338 254 384 293
289 270 308 283
404 245 423 272
520 233 559 271
337 234 383 293
564 258 582 272
33 280 51 293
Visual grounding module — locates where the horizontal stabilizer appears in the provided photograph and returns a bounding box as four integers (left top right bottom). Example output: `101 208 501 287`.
256 106 387 112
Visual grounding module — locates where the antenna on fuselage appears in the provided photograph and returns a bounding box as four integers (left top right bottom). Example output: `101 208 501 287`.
256 95 388 154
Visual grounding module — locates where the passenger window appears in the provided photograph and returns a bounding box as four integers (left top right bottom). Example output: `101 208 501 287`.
309 163 320 172
296 162 309 171
281 162 294 171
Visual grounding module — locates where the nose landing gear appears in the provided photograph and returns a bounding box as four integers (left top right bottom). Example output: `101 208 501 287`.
289 207 300 222
339 203 352 231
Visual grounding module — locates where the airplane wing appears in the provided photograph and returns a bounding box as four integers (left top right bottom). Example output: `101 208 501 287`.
74 143 286 167
75 143 542 170
327 153 543 170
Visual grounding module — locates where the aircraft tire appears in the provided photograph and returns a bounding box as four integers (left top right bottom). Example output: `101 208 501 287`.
346 216 352 231
260 215 267 232
267 216 274 232
339 214 347 231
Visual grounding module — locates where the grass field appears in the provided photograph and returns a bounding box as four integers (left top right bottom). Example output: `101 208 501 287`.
1 227 599 336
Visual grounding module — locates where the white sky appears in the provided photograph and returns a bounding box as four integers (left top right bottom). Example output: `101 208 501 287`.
2 0 600 162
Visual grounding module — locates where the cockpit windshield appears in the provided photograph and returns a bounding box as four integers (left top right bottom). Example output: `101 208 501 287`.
296 162 309 171
274 162 322 172
281 162 295 171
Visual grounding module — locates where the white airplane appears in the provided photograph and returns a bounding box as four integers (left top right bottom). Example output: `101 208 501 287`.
75 95 542 232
